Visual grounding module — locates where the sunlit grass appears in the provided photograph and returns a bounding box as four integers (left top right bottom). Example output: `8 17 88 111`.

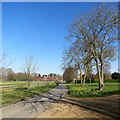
67 83 119 98
2 82 56 105
0 81 54 90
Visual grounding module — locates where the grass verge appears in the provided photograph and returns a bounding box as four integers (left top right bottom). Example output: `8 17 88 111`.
2 82 56 105
67 83 120 98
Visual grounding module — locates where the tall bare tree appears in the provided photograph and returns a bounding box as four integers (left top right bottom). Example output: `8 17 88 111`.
64 3 118 90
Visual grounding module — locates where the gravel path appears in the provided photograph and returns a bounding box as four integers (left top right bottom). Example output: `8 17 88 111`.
2 84 67 118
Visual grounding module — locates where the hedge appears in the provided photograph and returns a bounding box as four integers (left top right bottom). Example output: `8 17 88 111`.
77 79 119 83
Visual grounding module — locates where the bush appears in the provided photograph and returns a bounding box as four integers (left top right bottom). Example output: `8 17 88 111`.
111 72 120 79
86 79 119 83
76 80 81 83
77 79 99 84
86 79 99 83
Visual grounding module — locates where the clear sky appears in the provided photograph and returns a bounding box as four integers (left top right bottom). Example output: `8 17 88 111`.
2 2 118 75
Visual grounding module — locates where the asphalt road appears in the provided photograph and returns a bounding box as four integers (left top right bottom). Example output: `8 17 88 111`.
2 84 68 119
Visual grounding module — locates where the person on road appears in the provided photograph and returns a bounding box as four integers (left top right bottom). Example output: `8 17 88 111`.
56 80 59 86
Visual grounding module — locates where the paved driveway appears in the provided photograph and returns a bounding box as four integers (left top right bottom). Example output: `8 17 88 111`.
2 84 67 118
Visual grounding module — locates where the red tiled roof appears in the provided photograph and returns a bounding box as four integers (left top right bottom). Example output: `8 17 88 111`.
33 76 56 81
16 73 26 75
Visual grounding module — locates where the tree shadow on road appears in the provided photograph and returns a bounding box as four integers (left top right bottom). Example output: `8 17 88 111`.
20 84 119 119
41 90 120 119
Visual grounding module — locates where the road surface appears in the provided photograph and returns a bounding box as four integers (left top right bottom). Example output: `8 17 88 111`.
2 84 67 119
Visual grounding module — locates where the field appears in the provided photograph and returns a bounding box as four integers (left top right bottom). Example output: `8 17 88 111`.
67 83 120 97
1 82 119 105
0 81 56 105
0 81 53 91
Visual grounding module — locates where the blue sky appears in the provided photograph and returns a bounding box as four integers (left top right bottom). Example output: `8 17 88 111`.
2 2 118 75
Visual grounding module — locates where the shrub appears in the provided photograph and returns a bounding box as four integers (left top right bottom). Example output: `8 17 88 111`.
111 72 120 79
76 79 119 84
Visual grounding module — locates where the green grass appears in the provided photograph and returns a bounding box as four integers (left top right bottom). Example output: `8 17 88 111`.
2 82 56 105
0 81 54 90
67 83 120 98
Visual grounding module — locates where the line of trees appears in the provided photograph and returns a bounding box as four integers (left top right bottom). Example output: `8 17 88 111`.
62 3 118 90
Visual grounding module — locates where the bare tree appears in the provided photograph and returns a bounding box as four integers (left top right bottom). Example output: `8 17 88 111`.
65 3 118 90
0 52 12 68
0 53 12 81
85 3 118 90
62 39 93 85
23 56 38 90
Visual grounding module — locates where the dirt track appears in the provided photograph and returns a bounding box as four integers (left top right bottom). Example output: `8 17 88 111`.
36 94 120 119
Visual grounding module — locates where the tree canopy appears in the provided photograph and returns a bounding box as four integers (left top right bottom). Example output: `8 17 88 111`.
63 3 118 90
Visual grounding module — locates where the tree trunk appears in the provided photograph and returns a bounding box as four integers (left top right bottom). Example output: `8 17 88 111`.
83 66 88 86
79 69 83 85
95 57 103 90
100 53 104 90
27 74 31 90
27 68 31 90
28 80 30 90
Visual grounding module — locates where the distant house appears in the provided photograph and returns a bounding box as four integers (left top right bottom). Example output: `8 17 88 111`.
33 76 56 81
33 77 43 81
1 67 14 76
